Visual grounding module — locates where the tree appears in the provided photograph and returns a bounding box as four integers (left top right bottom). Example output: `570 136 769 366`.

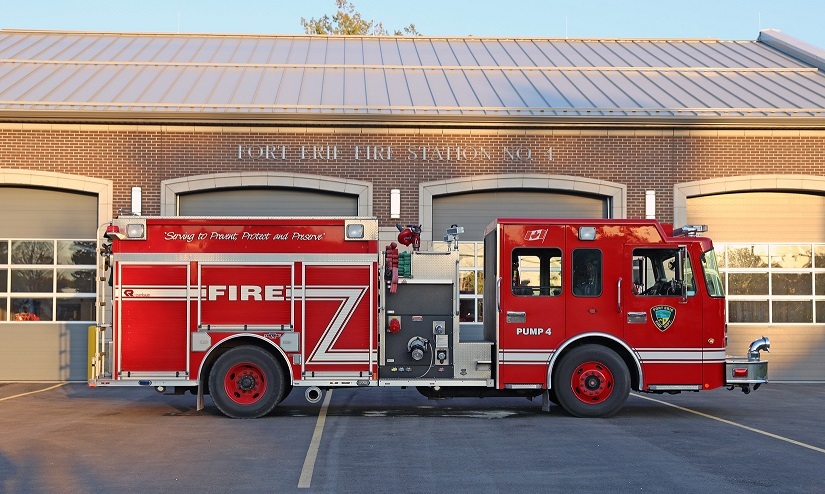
301 0 420 36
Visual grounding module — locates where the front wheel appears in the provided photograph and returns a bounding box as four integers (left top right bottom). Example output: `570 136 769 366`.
209 346 284 419
552 345 630 418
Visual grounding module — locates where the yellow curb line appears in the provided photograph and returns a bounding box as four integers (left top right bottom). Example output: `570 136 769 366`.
0 382 67 402
634 393 825 454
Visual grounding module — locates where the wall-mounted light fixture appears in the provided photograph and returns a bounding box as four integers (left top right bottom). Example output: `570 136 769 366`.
645 190 656 219
131 187 142 215
390 189 401 219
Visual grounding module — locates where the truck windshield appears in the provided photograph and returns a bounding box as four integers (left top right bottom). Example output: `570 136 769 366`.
702 248 725 298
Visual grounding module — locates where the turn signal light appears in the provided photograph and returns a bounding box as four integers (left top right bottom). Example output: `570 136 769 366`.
732 368 748 378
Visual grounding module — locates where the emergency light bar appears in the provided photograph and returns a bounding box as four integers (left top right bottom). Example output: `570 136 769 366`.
672 225 708 237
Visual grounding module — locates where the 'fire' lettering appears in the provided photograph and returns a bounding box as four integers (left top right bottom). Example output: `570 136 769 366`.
205 285 285 301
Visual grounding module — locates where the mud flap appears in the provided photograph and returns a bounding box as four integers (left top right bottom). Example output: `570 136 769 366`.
541 390 552 412
197 383 205 411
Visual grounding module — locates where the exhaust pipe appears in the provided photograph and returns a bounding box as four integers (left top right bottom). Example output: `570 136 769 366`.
305 386 323 404
748 336 771 360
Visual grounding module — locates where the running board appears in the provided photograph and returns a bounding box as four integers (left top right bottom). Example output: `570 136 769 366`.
648 385 702 391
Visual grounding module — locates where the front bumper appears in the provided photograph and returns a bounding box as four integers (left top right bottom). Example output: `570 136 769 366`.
725 357 768 384
725 336 770 391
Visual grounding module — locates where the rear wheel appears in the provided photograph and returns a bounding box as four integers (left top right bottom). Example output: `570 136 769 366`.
209 346 284 419
553 345 629 418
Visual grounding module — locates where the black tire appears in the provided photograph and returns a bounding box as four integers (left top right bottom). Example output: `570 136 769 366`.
209 346 284 419
552 344 630 418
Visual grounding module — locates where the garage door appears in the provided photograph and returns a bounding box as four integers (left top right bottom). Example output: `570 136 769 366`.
688 191 825 381
178 187 358 216
0 187 97 380
433 190 608 241
434 190 608 325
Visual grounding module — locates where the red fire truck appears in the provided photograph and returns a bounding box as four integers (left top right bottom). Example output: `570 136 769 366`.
89 216 769 418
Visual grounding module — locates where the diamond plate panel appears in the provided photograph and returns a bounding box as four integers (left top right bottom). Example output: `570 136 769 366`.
453 341 493 379
410 250 459 281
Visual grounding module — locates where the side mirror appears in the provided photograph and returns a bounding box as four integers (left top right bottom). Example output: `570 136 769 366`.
674 247 685 283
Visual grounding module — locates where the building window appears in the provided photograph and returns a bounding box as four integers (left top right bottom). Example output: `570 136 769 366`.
434 242 484 323
718 243 824 324
1 239 97 322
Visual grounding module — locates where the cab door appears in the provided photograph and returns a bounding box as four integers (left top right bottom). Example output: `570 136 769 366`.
622 245 703 387
497 224 566 387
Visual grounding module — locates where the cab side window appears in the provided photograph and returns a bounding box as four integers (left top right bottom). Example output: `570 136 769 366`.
632 248 695 297
512 248 562 296
573 249 602 296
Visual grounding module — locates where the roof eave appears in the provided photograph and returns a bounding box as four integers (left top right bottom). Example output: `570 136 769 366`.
0 110 824 130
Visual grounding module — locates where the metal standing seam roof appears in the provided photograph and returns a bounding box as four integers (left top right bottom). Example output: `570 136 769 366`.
0 28 824 125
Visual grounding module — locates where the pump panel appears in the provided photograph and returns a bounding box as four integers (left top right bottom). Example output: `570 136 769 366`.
380 282 454 379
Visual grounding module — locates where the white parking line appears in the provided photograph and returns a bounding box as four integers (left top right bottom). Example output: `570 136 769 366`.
0 382 66 402
633 393 825 454
298 389 333 489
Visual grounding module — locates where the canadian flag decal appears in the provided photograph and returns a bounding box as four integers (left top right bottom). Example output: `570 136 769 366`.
524 229 548 242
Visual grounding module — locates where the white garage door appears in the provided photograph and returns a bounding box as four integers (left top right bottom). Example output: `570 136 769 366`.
0 187 97 381
688 191 825 381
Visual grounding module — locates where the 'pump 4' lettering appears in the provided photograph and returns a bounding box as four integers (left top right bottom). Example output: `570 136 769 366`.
516 327 551 336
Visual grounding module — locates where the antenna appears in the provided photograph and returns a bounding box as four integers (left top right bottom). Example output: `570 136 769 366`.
565 17 568 39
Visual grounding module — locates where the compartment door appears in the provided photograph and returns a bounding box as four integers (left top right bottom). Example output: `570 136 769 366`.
117 263 190 376
302 263 375 378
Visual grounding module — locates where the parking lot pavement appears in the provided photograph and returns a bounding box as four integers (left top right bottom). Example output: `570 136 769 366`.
0 382 822 493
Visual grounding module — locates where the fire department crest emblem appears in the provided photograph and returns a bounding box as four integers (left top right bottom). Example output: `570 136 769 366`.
650 305 676 332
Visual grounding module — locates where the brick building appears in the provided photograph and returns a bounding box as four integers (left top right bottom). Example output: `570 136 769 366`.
1 29 824 381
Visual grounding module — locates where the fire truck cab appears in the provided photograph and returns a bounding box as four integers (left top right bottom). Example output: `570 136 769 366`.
90 216 769 418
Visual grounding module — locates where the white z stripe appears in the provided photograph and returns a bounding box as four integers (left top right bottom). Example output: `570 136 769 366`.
306 287 369 364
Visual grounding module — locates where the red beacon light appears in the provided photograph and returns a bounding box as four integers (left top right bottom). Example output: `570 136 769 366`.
104 224 123 240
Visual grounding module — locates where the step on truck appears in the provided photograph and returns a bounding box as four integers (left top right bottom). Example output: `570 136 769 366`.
89 216 769 418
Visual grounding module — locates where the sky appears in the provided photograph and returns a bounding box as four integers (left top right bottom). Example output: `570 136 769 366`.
1 0 824 49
